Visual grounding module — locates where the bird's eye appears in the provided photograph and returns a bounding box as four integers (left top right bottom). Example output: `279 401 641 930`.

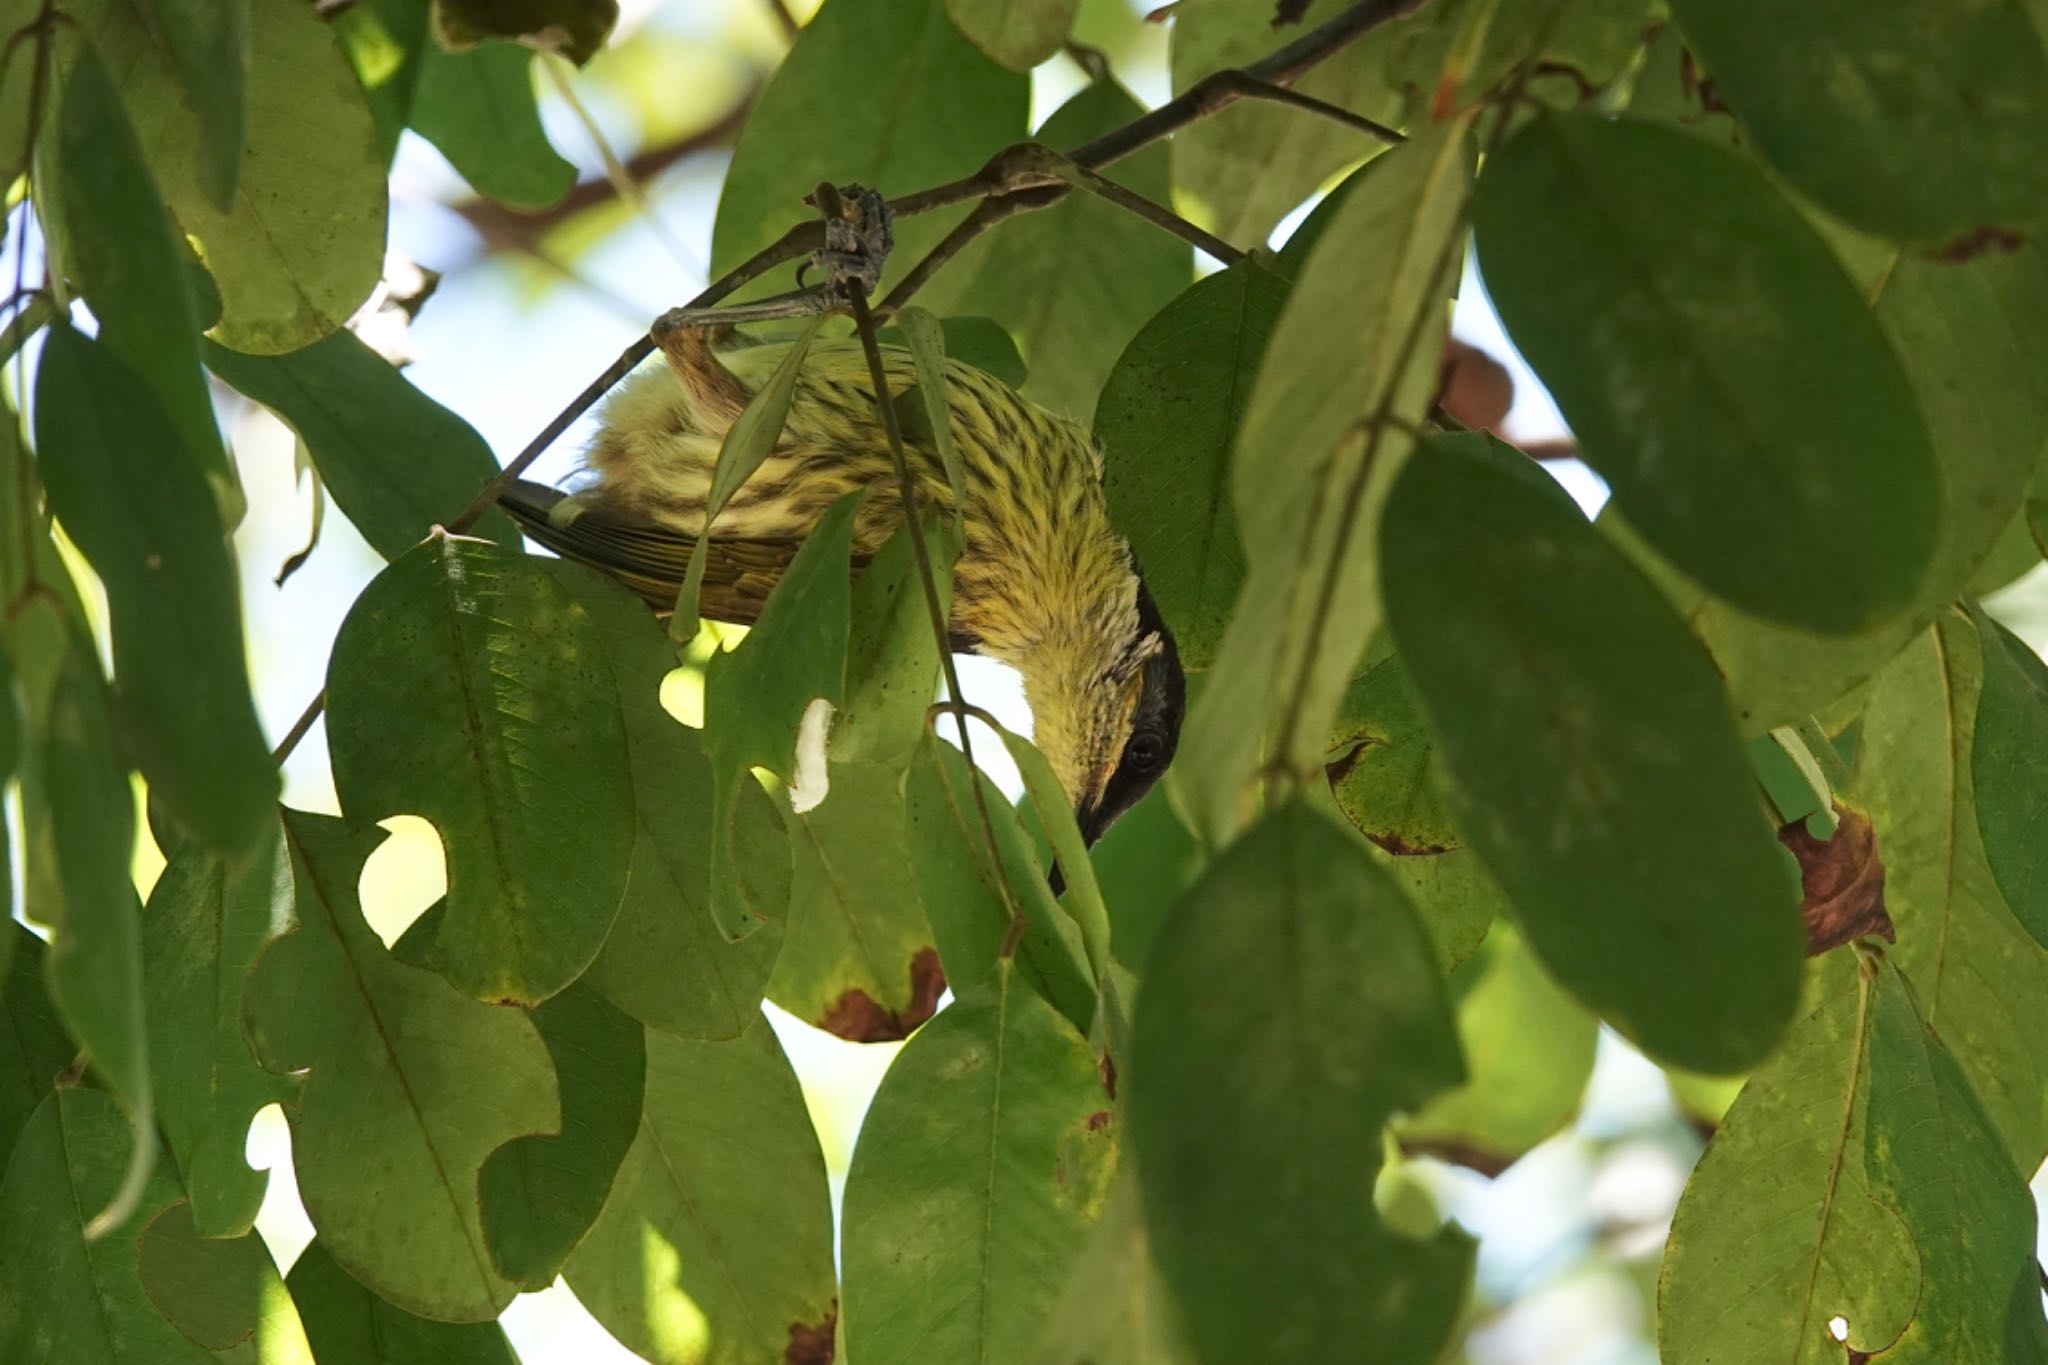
1126 730 1165 772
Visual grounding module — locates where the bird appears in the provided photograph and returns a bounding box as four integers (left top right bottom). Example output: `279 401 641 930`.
499 319 1184 847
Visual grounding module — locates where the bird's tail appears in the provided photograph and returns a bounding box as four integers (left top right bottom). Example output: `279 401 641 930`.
498 478 692 611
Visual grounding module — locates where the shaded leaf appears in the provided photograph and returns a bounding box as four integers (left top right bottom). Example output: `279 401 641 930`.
134 1201 283 1351
1096 259 1288 670
1474 112 1938 634
710 0 1026 290
1179 123 1471 842
876 313 1028 388
137 0 248 208
920 80 1186 421
1381 432 1803 1072
35 323 275 853
433 0 618 64
68 0 387 353
1779 806 1894 956
1080 779 1202 974
1666 0 2048 244
1972 614 2048 948
833 517 955 766
141 830 297 1238
326 534 634 1004
204 327 520 561
288 1239 516 1365
1032 1173 1192 1365
945 0 1076 69
243 813 559 1321
842 965 1116 1362
1131 800 1473 1364
563 1021 837 1365
0 929 71 1177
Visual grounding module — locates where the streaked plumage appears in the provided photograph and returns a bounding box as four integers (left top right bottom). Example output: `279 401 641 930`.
501 327 1184 842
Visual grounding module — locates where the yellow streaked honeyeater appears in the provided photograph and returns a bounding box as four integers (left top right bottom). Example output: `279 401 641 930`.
498 322 1184 845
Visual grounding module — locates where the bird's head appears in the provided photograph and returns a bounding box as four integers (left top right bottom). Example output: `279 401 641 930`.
1019 579 1185 848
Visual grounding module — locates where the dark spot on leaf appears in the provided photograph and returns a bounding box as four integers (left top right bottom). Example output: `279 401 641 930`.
1364 829 1456 858
814 948 946 1042
1271 0 1309 25
1085 1110 1111 1131
1778 805 1893 956
1928 226 2026 263
785 1300 837 1364
1679 50 1730 115
1323 737 1379 788
1099 1051 1118 1099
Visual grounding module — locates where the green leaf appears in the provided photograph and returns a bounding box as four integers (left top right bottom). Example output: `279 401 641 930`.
1666 0 2048 244
140 830 297 1238
549 563 787 1040
1031 1173 1192 1365
997 726 1110 981
702 493 861 940
945 0 1076 69
877 314 1028 387
203 327 521 561
905 732 1098 1034
245 813 559 1321
136 0 248 208
326 534 635 1004
1394 923 1596 1173
893 308 970 513
0 1092 304 1363
834 517 955 766
36 324 275 854
433 0 618 64
710 0 1026 288
134 1200 299 1352
0 928 74 1176
919 80 1186 422
1849 613 2048 1165
1971 615 2048 948
1130 800 1473 1364
1096 260 1287 670
1381 433 1803 1073
676 315 830 638
564 1021 838 1365
842 964 1117 1361
1660 957 2048 1362
1178 123 1471 842
1080 780 1202 975
47 41 238 520
288 1239 516 1365
67 0 387 353
1474 113 1939 635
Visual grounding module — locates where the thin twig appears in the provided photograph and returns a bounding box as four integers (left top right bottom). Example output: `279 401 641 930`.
1207 68 1405 145
878 190 1059 314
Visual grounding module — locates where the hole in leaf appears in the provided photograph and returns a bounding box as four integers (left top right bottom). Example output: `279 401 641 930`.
357 815 446 947
1829 1316 1850 1342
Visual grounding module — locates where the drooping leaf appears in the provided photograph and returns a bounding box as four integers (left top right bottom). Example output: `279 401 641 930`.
134 1200 302 1352
1381 433 1804 1073
288 1239 517 1365
326 534 635 1004
1394 923 1597 1174
1131 800 1473 1364
433 0 618 64
136 0 248 208
1660 956 2048 1362
1849 613 2048 1165
549 563 788 1040
34 323 276 854
47 42 238 518
919 80 1187 422
1779 805 1895 955
905 732 1097 1034
1665 0 2048 244
140 830 297 1238
1096 259 1288 670
67 0 387 353
0 928 73 1176
945 0 1076 70
1474 112 1939 635
710 0 1026 288
1971 614 2048 948
892 307 970 513
203 328 520 561
701 494 861 941
243 813 559 1321
842 964 1117 1362
1179 123 1471 842
563 1021 838 1365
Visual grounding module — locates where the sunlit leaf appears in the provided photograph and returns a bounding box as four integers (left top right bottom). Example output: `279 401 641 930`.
1666 0 2048 243
564 1021 838 1365
326 534 635 1004
1096 259 1288 670
1032 1173 1192 1365
1971 614 2048 948
1131 800 1473 1364
1179 122 1471 842
288 1239 516 1365
945 0 1076 70
433 0 618 64
1475 112 1939 634
842 963 1117 1361
204 327 520 561
243 813 559 1321
134 1201 302 1352
1382 433 1803 1072
136 0 248 208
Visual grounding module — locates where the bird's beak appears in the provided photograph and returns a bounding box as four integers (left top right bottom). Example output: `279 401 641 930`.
1046 794 1106 900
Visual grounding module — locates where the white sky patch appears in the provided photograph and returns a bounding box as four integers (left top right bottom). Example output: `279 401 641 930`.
1828 1317 1850 1343
787 697 835 814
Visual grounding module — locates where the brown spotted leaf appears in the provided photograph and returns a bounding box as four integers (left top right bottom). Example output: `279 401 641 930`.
1778 806 1893 956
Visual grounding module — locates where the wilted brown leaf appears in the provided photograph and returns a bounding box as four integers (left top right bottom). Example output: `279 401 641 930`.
1778 806 1893 955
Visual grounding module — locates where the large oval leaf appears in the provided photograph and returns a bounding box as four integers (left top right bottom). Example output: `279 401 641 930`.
288 1239 517 1365
326 534 635 1005
1381 434 1803 1073
1666 0 2048 244
1971 614 2048 950
1473 112 1939 635
1130 800 1473 1365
